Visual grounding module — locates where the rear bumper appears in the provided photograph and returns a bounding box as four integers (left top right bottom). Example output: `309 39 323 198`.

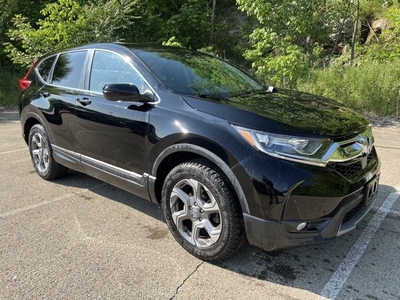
243 175 379 251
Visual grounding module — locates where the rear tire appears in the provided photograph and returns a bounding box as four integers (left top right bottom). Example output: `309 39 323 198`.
162 159 246 261
28 124 68 180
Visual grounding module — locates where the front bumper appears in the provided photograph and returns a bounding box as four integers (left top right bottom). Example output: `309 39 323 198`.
235 146 381 251
243 175 379 251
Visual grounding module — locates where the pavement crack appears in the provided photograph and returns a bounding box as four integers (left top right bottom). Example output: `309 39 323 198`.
169 261 204 300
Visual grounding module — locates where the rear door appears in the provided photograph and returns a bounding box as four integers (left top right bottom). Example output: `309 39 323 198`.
41 50 88 151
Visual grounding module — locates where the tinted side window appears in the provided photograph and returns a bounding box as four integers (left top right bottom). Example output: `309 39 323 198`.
37 56 56 82
89 50 144 93
52 51 87 88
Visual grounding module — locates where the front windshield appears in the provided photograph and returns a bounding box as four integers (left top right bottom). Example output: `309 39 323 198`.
135 49 264 97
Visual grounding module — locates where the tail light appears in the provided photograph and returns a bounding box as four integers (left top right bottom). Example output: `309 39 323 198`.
19 78 32 91
19 62 36 91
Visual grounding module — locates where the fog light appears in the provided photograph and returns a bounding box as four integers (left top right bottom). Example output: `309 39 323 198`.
296 222 308 231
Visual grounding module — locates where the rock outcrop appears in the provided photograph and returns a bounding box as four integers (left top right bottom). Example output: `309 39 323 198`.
365 18 390 44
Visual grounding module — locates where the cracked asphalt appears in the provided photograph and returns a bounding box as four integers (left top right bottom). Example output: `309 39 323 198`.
1 110 399 300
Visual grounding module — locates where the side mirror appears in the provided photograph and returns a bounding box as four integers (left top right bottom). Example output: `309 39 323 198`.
103 83 155 103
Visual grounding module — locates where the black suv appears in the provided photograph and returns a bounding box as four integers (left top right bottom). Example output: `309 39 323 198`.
19 43 380 261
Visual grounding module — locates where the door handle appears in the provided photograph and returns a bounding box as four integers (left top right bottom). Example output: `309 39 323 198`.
77 97 91 105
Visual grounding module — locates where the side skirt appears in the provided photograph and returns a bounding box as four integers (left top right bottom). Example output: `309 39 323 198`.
52 145 153 201
52 145 84 172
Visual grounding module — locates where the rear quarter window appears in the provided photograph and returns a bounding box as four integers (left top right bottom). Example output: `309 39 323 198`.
25 56 56 87
37 56 56 82
52 51 87 89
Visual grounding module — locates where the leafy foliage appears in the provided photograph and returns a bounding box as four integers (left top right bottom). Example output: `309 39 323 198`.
1 0 400 117
378 6 400 59
4 0 138 68
0 0 54 69
164 0 211 49
237 0 359 87
4 0 246 68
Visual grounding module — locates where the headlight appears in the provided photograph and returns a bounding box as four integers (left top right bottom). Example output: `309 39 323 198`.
232 125 333 164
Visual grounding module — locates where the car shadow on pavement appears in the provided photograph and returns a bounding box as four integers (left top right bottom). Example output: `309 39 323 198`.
51 170 399 299
52 170 165 222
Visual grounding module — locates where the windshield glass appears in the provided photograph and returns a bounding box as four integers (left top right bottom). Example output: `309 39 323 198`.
134 49 264 97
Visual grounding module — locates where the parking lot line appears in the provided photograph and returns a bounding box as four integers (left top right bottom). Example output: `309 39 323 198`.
320 192 400 299
0 148 27 155
0 194 75 218
0 183 107 219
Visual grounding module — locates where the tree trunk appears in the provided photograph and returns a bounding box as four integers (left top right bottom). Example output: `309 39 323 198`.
209 0 216 46
397 88 400 120
332 19 346 56
350 0 360 66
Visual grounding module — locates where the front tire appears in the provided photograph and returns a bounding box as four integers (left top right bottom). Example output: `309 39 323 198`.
162 159 246 261
28 124 68 180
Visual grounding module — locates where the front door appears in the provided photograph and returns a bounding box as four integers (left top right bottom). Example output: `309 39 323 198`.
75 50 154 176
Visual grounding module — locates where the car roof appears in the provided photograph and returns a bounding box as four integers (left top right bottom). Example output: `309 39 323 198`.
54 42 194 54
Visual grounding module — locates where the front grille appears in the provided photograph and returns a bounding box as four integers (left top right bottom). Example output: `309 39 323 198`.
332 160 363 178
328 152 374 179
342 201 365 225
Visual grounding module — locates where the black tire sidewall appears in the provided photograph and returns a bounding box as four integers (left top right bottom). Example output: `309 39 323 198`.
28 124 56 179
162 160 242 261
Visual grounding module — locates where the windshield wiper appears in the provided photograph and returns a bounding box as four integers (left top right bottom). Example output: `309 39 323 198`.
265 85 276 93
199 86 276 99
198 92 227 100
244 86 276 94
231 86 276 97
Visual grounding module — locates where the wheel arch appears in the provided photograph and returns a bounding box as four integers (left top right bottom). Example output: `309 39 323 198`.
149 143 250 214
21 112 46 145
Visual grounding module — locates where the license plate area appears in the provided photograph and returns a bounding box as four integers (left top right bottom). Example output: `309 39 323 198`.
364 176 379 207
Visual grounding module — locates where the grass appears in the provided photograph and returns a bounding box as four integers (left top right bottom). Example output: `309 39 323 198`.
297 59 400 118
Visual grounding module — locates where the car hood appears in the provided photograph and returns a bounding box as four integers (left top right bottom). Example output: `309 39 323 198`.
182 89 369 139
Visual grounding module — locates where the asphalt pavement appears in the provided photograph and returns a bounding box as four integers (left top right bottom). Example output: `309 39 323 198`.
1 109 399 300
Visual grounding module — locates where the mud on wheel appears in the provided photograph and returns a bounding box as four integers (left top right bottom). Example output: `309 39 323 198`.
162 159 246 261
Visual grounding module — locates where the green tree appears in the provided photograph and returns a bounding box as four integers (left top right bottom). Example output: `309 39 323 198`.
0 0 56 70
236 0 358 87
163 0 211 49
4 0 138 68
